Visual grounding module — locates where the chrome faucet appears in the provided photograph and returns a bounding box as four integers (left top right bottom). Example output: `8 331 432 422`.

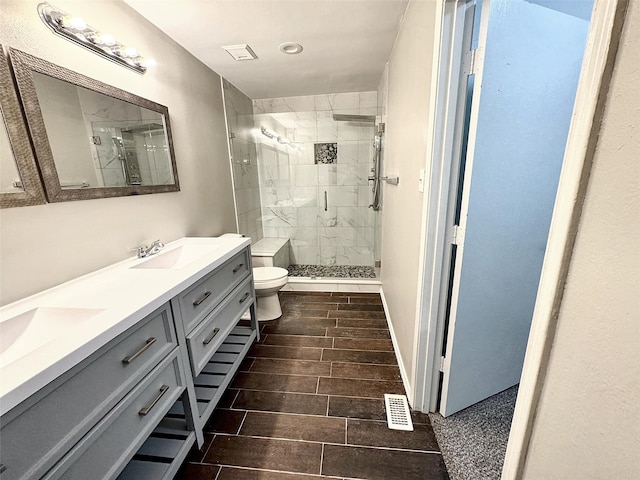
133 239 165 258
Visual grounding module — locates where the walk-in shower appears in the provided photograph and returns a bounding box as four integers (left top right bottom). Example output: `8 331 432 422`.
223 83 383 281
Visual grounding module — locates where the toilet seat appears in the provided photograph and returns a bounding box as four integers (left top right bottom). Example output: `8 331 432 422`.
253 267 288 289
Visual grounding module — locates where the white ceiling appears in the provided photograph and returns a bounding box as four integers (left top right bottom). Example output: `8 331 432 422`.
123 0 409 99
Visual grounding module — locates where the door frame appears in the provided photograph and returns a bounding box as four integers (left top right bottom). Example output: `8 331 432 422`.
436 0 487 416
412 0 626 475
411 0 478 413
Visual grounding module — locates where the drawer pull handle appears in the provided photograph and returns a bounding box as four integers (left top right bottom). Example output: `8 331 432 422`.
193 291 212 306
139 385 170 416
203 327 220 345
239 292 250 304
232 263 244 273
122 337 157 365
0 464 7 475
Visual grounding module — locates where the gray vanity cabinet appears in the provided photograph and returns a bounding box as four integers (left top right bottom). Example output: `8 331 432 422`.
41 353 185 480
0 303 179 480
186 276 254 376
174 249 258 429
177 249 251 334
119 246 258 479
0 244 258 480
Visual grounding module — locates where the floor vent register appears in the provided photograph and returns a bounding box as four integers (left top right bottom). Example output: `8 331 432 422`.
384 394 414 431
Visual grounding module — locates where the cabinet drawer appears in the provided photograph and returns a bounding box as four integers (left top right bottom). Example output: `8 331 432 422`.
186 277 254 377
43 352 185 480
0 303 177 480
178 249 250 333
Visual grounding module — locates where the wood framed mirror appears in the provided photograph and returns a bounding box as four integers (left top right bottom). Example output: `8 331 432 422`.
0 45 46 208
9 48 180 202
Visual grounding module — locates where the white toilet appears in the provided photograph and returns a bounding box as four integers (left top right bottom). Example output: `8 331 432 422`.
219 234 289 321
252 266 289 321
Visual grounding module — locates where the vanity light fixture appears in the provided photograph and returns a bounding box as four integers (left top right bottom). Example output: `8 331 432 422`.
260 126 304 151
260 126 277 139
37 2 153 74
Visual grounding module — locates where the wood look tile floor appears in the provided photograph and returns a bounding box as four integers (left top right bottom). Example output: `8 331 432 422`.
176 292 449 480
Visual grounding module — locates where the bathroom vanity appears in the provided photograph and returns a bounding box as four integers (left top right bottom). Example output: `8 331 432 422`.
0 237 257 480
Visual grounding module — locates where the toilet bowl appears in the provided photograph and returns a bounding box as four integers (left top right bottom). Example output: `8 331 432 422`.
252 267 289 321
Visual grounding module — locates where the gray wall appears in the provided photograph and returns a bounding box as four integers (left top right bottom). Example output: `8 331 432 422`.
0 0 236 304
380 0 440 391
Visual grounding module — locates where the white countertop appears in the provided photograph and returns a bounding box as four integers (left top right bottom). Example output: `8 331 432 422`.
0 236 251 417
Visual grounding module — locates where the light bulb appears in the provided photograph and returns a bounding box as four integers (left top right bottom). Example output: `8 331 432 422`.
124 47 138 58
142 58 157 68
100 34 116 46
61 15 87 30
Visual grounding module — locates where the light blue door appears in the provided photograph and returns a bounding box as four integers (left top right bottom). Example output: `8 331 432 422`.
440 0 593 416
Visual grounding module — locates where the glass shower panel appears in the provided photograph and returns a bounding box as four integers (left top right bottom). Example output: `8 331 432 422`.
319 119 376 267
222 79 262 243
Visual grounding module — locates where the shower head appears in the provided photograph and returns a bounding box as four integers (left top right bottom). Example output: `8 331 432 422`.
332 114 376 123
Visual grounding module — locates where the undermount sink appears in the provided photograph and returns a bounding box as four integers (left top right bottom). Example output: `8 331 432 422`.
0 307 105 367
130 244 221 270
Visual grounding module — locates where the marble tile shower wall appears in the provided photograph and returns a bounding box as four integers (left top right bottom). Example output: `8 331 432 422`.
223 79 263 243
137 132 173 185
253 92 378 267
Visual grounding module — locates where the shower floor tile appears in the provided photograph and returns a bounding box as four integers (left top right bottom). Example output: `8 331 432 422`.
176 292 449 480
287 264 377 278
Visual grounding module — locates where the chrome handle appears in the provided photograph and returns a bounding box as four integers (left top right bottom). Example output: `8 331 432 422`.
324 191 328 211
193 291 212 306
138 385 169 416
232 263 244 274
203 327 220 345
122 337 156 364
239 292 250 304
0 464 7 475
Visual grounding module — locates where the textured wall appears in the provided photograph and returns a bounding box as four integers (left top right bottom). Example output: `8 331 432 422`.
522 1 640 477
380 0 439 387
0 0 236 304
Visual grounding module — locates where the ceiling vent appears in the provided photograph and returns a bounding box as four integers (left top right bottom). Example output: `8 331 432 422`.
221 44 258 61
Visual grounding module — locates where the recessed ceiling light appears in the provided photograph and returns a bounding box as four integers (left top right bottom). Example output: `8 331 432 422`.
279 42 303 55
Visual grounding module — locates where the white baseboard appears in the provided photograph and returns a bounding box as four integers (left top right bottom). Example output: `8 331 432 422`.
380 288 413 403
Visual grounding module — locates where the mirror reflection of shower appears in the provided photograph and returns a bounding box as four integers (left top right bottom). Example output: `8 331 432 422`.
91 121 173 187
